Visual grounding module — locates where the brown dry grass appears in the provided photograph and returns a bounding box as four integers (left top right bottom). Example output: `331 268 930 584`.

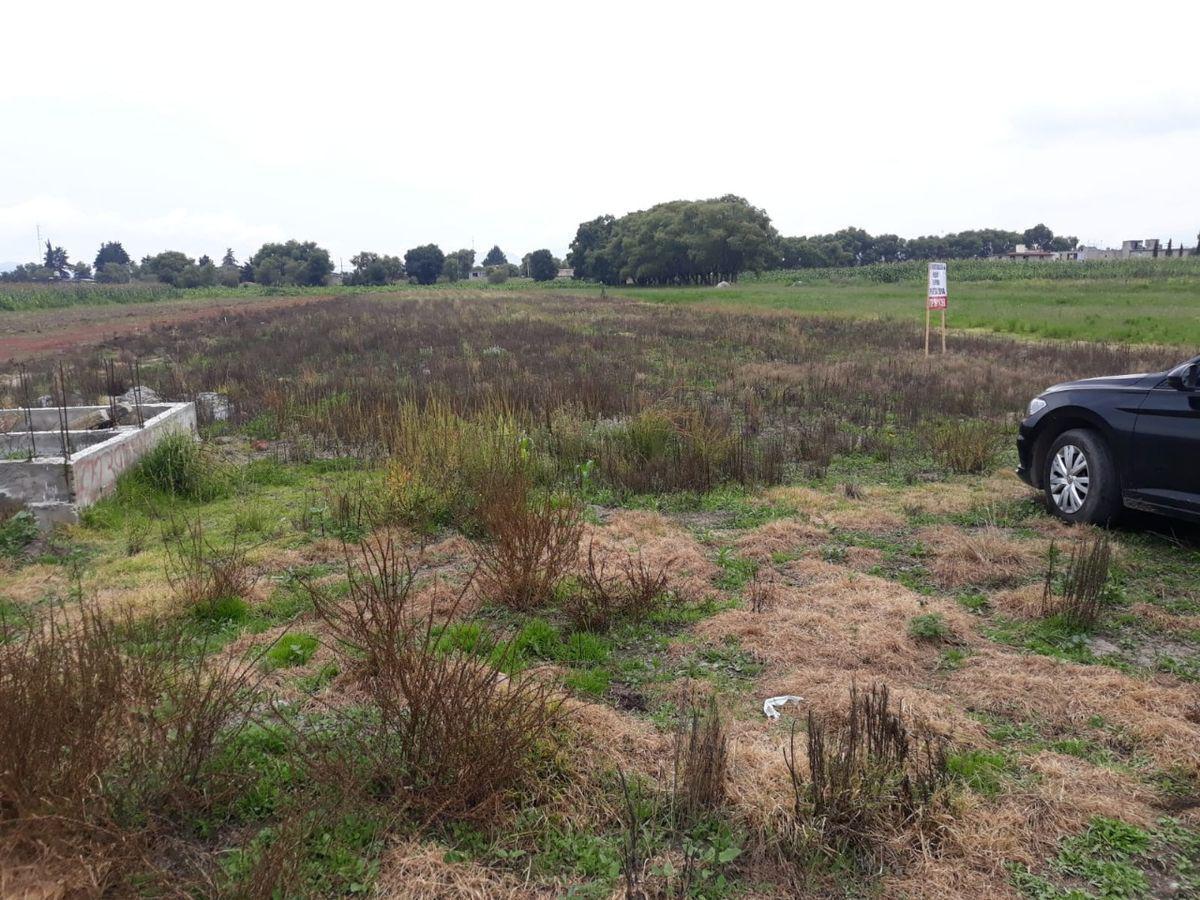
696 566 978 685
952 648 1200 777
579 511 718 601
375 838 547 899
733 518 825 563
886 471 1030 518
920 525 1043 588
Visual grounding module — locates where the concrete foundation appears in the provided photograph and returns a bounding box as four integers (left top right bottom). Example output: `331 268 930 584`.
0 402 197 528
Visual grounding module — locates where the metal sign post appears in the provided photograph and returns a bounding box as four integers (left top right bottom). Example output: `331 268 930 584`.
926 262 948 356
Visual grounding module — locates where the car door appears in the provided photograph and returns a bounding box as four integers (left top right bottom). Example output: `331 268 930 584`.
1129 360 1200 516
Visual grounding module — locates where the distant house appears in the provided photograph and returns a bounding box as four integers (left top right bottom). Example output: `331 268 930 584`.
555 267 574 279
1005 244 1056 261
326 272 344 286
468 266 487 280
1120 238 1192 259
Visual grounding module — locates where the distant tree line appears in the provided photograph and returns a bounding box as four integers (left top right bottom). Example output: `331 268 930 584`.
566 198 1093 281
567 195 778 285
775 223 1079 268
0 239 562 287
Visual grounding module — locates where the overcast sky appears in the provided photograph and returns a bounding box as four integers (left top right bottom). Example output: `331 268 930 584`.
2 0 1198 269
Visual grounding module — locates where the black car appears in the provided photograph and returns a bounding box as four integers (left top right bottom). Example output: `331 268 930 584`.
1017 355 1200 524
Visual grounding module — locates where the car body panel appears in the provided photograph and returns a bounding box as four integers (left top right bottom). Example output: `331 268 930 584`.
1017 356 1200 523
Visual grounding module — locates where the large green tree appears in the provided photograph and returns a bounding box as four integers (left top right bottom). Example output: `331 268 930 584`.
567 197 777 285
482 245 507 266
248 240 334 286
1021 223 1055 250
567 215 617 282
447 248 475 278
347 251 405 286
139 251 195 286
94 241 131 271
404 244 445 285
526 248 558 282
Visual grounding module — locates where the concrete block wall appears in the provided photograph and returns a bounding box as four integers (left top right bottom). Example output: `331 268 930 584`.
0 402 197 528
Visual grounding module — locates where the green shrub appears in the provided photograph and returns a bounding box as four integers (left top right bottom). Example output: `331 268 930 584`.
0 510 38 559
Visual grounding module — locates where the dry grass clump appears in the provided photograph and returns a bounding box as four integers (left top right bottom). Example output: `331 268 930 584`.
695 568 975 682
305 533 565 824
164 517 258 614
580 511 719 602
925 419 1007 474
921 525 1041 588
471 478 583 610
817 505 908 534
563 540 672 631
780 683 950 867
733 517 825 563
0 605 262 894
672 694 729 827
952 648 1200 777
1039 534 1114 629
374 837 538 899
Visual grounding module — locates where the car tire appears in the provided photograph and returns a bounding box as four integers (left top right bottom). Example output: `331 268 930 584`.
1042 428 1122 525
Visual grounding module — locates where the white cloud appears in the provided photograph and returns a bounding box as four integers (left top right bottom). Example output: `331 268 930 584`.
2 0 1198 261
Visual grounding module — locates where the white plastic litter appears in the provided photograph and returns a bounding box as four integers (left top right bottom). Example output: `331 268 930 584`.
762 695 804 720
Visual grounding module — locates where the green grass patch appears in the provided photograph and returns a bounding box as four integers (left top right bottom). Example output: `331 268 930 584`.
266 632 319 668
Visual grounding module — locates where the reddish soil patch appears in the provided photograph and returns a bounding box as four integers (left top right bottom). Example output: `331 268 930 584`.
0 293 335 362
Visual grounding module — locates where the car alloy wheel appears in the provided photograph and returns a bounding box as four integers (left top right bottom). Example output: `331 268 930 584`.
1049 444 1090 514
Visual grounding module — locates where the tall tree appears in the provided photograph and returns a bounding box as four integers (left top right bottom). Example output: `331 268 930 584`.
567 214 616 281
482 245 507 266
447 248 475 277
94 241 131 271
43 241 69 279
347 251 404 285
1022 223 1055 250
139 251 195 286
221 248 237 267
248 240 334 286
404 244 445 285
568 195 777 285
526 248 558 282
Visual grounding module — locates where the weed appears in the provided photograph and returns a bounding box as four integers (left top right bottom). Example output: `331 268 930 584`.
564 540 672 631
164 518 258 616
0 604 264 893
303 532 564 823
947 749 1008 796
745 568 779 614
907 612 952 641
926 419 1005 474
473 485 583 611
783 683 950 864
267 632 319 668
1041 534 1114 629
0 509 38 560
564 668 612 696
672 694 728 828
129 431 224 501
